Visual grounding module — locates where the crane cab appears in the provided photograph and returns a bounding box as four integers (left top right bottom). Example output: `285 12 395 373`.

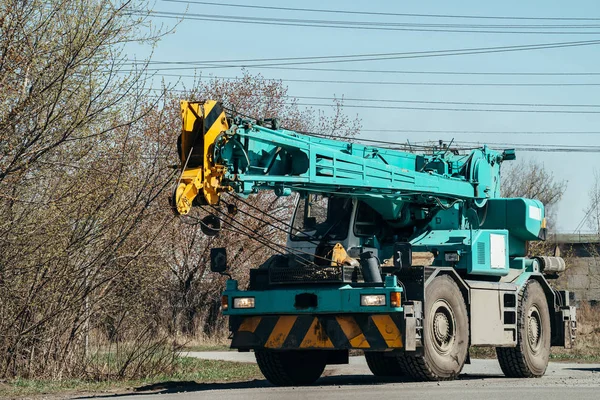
286 194 388 264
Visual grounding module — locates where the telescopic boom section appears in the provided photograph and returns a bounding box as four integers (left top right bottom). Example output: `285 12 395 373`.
172 100 516 216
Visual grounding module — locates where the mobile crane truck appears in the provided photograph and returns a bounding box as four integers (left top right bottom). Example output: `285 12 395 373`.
172 100 576 386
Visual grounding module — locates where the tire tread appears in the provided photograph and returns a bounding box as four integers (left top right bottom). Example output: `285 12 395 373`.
365 352 404 377
255 350 325 386
399 275 469 381
496 280 549 378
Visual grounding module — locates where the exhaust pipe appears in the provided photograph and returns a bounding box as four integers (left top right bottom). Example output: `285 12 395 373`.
360 251 382 283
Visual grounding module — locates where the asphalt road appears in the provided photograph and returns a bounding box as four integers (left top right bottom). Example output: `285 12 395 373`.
79 352 600 400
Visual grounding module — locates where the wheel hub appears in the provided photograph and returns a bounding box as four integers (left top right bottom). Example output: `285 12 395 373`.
434 311 450 343
528 306 542 353
429 300 456 354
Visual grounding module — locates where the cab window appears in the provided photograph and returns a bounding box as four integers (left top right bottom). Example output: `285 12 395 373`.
290 195 352 241
354 201 385 237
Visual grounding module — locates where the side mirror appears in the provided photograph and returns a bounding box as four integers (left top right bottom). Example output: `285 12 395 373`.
210 247 228 273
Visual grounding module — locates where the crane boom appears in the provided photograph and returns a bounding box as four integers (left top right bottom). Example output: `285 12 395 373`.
173 100 515 216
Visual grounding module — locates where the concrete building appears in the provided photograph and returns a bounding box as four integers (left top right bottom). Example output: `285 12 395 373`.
552 234 600 304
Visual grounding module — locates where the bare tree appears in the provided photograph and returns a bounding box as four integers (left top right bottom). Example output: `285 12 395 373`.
0 0 179 380
0 4 361 377
502 159 567 229
583 169 600 234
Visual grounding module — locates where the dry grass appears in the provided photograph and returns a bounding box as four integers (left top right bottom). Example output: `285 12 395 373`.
174 333 232 352
0 357 261 398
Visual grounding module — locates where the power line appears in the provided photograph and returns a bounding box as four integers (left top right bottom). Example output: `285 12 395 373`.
144 11 600 34
451 140 597 148
205 106 600 158
160 0 600 22
218 105 600 153
148 88 600 111
144 73 600 87
301 132 441 150
202 66 600 76
402 139 600 152
358 129 600 135
143 10 600 34
149 10 600 28
144 88 600 108
306 133 600 153
135 93 600 118
294 102 600 114
473 147 600 153
122 39 600 69
289 95 600 109
129 64 600 78
127 39 600 65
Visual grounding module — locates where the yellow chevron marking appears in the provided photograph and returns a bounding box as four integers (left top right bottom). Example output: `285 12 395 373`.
371 315 403 348
202 99 215 118
176 100 230 212
336 316 370 348
265 316 297 348
202 100 228 205
300 318 334 348
238 316 262 333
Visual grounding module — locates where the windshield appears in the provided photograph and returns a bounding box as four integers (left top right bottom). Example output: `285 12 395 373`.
290 195 352 241
354 201 385 238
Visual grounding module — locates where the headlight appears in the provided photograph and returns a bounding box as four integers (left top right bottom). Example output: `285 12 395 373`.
445 252 460 262
360 294 386 306
221 295 229 310
233 297 255 309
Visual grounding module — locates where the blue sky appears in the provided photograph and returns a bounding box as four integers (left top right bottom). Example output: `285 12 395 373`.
137 0 600 233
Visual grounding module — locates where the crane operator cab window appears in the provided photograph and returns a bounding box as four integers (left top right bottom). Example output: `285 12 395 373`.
354 201 385 238
291 194 352 241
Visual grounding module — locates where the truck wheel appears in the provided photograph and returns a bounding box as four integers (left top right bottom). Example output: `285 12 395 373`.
365 351 405 376
255 350 327 386
496 280 550 378
401 275 469 381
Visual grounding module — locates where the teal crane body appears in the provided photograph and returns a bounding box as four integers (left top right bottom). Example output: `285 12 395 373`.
174 101 550 340
220 123 503 202
213 119 545 281
173 100 574 382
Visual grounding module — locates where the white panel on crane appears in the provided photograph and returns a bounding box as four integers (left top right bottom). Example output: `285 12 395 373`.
490 234 507 269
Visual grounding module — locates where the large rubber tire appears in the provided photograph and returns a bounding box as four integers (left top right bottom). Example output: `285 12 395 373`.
365 351 405 377
255 350 327 386
400 275 469 381
496 280 551 378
